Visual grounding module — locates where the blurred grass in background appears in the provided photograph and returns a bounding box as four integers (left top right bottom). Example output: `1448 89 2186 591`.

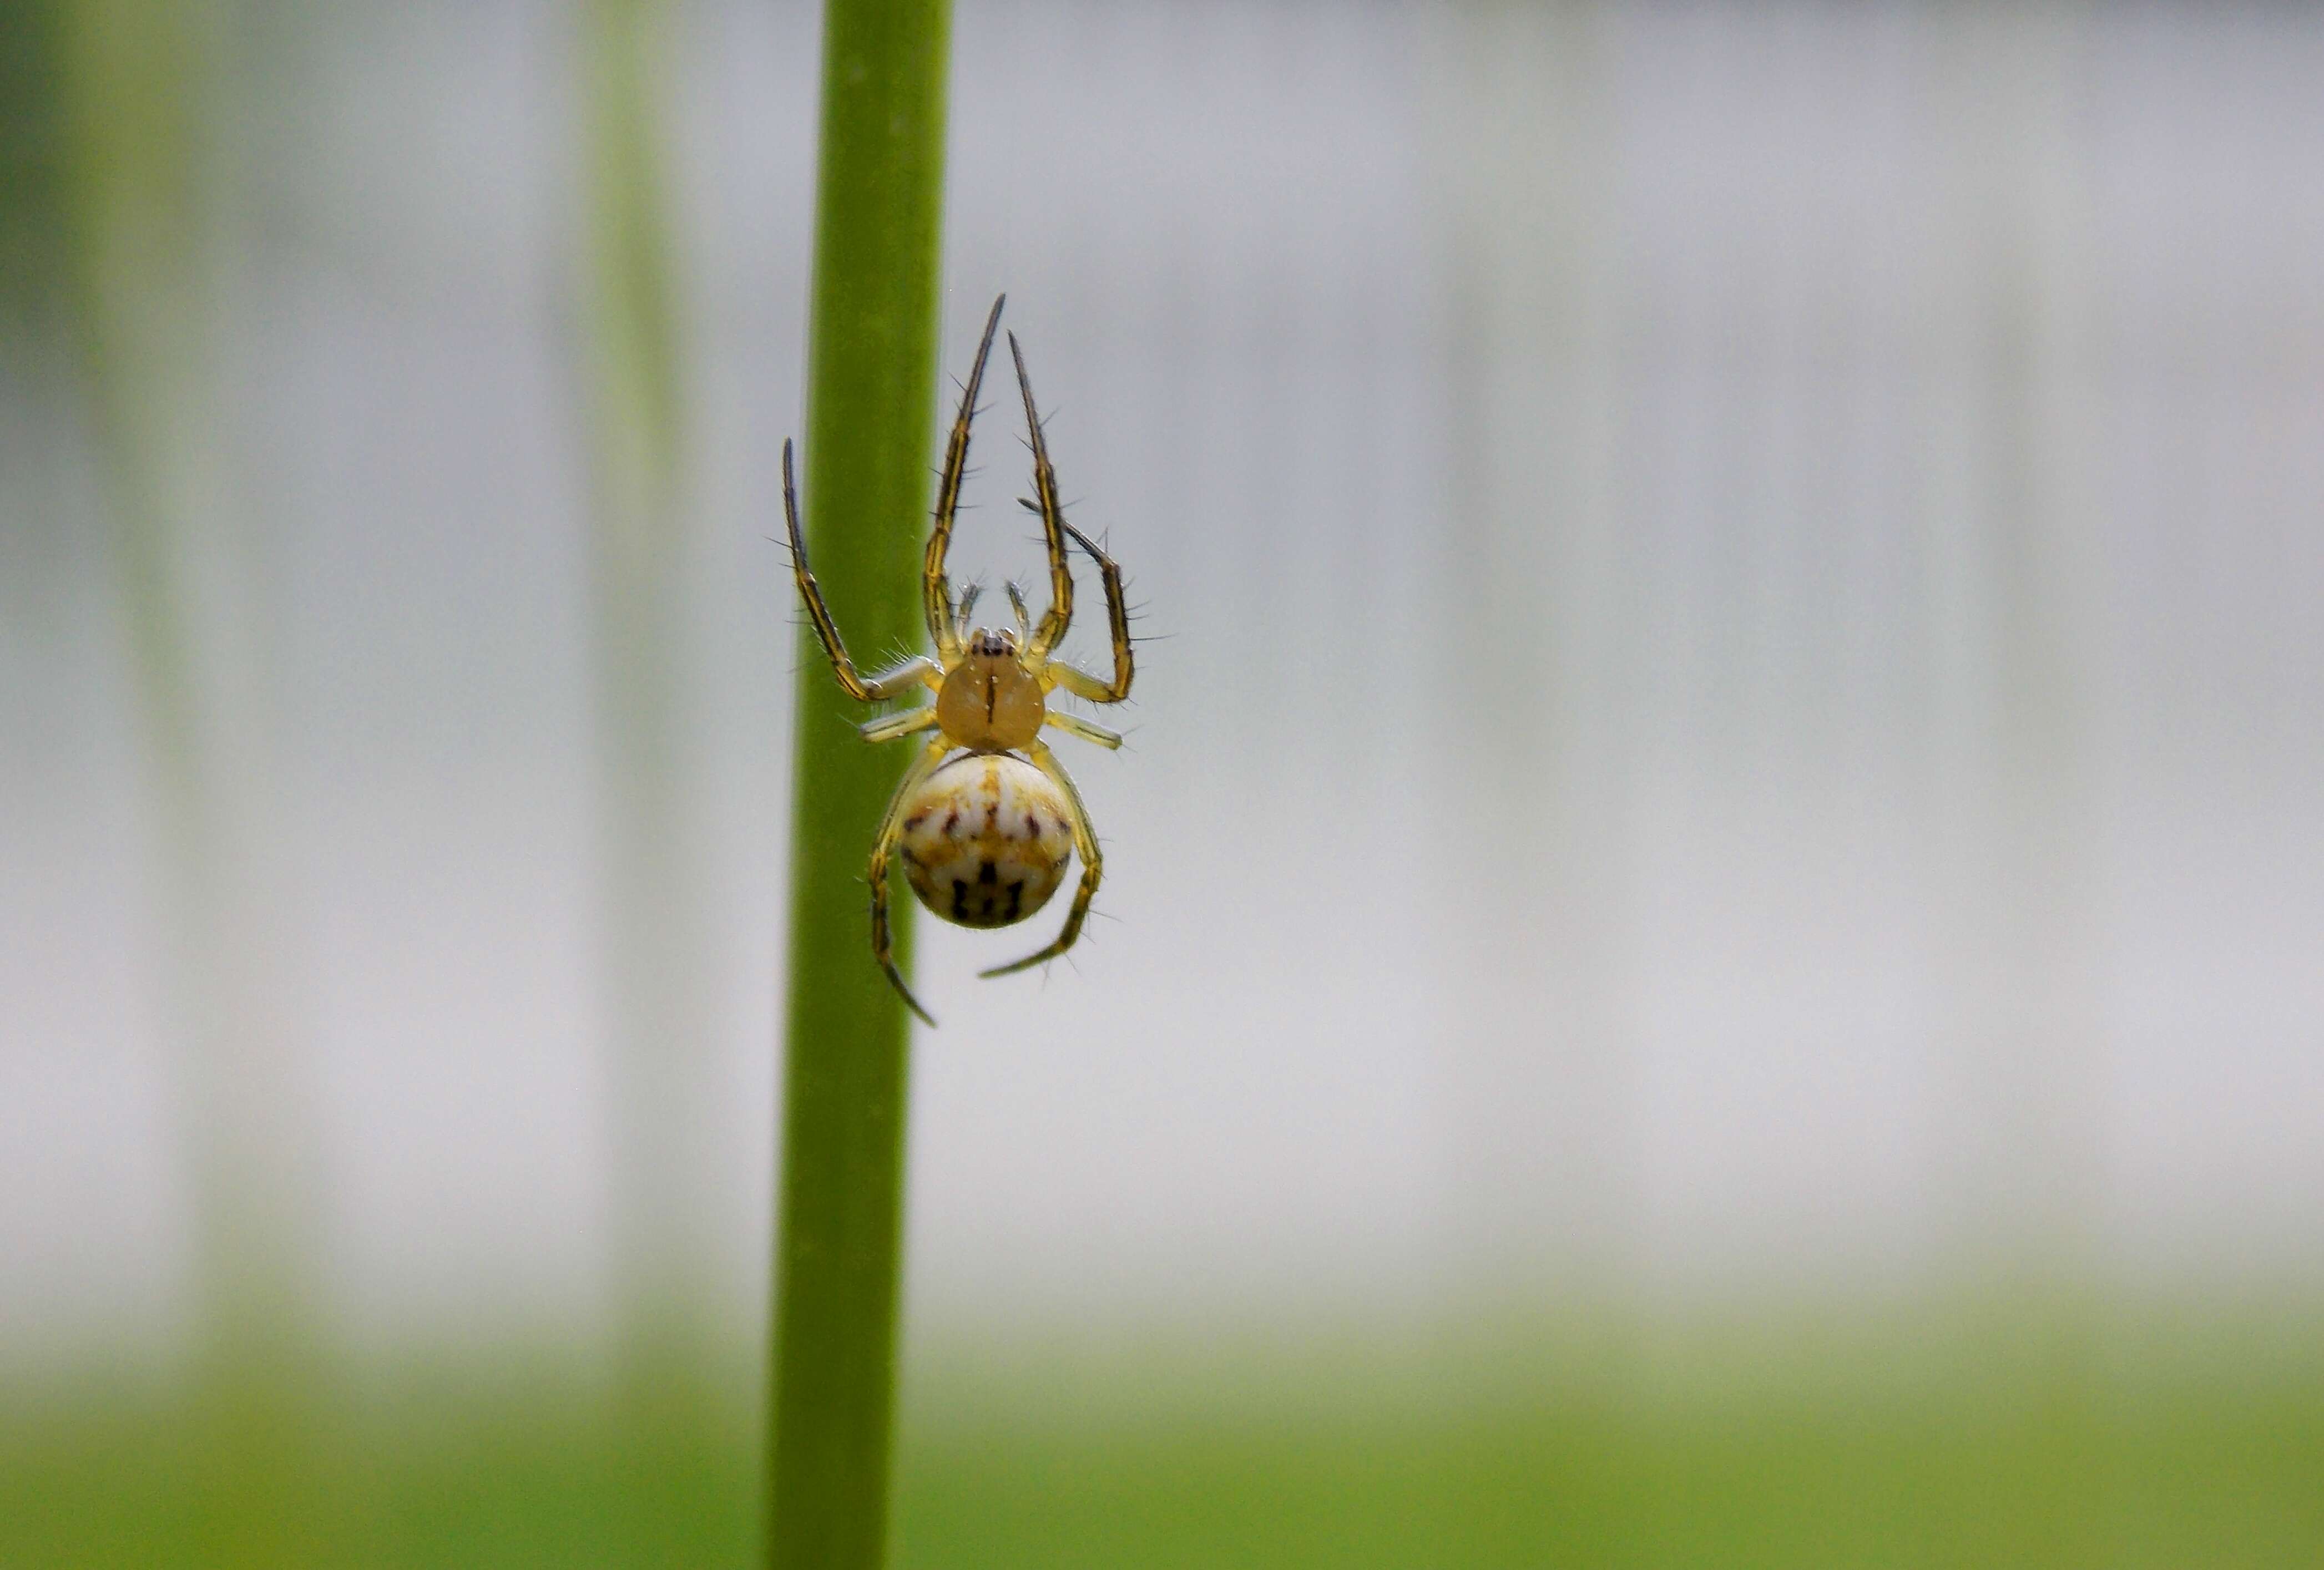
6 1311 2323 1567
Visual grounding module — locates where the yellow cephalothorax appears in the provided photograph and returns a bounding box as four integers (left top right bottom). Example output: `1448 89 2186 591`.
933 630 1047 752
782 295 1136 1025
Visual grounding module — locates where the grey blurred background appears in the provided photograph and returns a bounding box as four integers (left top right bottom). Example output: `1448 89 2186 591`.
4 0 2321 1410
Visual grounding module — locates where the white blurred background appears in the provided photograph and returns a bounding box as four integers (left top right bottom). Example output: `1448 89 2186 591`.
3 0 2321 1381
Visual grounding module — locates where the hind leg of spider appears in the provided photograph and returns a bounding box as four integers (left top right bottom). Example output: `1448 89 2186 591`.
860 705 941 745
785 439 941 700
980 740 1102 979
870 736 950 1026
1043 710 1121 750
1007 333 1077 659
926 296 1008 661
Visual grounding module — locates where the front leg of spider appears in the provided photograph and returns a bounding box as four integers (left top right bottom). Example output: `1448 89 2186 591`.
784 294 1138 1024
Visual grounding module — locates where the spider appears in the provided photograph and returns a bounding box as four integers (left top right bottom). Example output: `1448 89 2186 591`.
783 295 1134 1026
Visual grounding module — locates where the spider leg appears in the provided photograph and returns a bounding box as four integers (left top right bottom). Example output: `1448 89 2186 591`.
1016 502 1133 702
870 735 950 1026
1044 664 1116 705
927 295 1007 662
1042 710 1121 750
1008 332 1076 659
785 439 942 701
1060 520 1133 699
860 705 941 745
979 740 1102 979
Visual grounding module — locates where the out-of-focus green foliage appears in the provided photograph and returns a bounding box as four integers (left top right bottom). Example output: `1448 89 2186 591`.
574 0 715 1371
0 1 69 324
770 1 954 1567
4 1313 2320 1569
580 0 684 541
49 0 216 767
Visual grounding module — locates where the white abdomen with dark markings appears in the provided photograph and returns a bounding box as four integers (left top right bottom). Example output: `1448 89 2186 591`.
898 753 1075 929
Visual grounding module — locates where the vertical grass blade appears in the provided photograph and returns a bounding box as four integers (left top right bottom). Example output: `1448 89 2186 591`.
577 0 718 1365
58 0 319 1365
573 0 738 1535
768 2 953 1567
58 6 325 1563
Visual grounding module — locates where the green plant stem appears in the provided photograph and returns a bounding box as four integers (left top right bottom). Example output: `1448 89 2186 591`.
767 2 953 1567
577 0 713 1369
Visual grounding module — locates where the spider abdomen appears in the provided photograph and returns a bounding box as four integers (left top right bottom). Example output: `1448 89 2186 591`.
897 753 1074 929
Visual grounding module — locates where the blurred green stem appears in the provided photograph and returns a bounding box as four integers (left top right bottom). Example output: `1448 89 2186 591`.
768 2 953 1568
582 0 682 532
59 0 315 1353
577 0 717 1375
60 6 321 1562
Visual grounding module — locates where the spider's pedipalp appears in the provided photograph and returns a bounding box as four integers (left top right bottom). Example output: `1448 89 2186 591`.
926 296 1008 662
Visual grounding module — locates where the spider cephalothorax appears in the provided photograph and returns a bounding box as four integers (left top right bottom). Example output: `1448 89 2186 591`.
783 295 1135 1025
935 626 1045 752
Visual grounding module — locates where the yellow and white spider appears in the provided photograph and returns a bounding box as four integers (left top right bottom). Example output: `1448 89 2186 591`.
783 295 1134 1026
